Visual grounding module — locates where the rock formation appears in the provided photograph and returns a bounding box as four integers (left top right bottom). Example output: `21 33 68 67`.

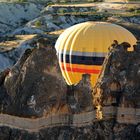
0 38 139 139
0 38 93 118
95 40 140 110
0 2 41 35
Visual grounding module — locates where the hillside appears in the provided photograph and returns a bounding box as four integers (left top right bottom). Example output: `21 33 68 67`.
0 2 42 35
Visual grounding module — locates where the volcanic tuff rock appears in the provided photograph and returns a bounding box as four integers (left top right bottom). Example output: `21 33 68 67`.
2 38 67 117
0 34 43 72
0 39 139 139
0 38 94 117
21 14 105 34
95 41 140 108
0 120 139 140
0 2 42 35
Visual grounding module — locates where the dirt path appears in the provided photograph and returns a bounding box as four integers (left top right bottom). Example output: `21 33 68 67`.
52 2 140 8
0 107 139 132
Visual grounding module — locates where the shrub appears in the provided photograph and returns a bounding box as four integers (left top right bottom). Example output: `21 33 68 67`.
58 8 67 14
18 0 28 2
47 2 55 6
35 20 42 28
135 9 140 14
128 8 135 12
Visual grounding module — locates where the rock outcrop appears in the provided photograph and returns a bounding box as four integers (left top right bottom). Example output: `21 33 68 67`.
0 39 139 139
0 38 93 118
95 41 140 109
3 38 67 117
0 2 41 35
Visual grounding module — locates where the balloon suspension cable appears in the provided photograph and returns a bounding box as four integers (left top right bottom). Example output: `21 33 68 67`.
93 86 103 120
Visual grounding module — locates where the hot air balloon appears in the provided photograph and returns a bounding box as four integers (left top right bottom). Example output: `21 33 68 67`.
55 21 137 87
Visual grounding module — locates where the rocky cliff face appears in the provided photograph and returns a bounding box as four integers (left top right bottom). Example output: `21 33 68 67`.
0 38 139 140
0 37 94 118
2 38 67 117
95 41 140 108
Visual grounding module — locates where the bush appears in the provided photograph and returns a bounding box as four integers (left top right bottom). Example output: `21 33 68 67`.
128 8 135 12
18 0 27 2
35 20 42 28
58 8 67 14
47 2 55 6
135 9 140 14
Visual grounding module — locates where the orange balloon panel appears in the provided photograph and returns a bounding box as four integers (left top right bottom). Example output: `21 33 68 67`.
60 63 102 86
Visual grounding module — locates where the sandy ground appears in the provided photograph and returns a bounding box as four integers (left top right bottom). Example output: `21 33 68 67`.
52 2 140 10
0 35 36 52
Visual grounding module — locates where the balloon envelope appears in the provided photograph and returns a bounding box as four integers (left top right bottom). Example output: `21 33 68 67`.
55 21 137 86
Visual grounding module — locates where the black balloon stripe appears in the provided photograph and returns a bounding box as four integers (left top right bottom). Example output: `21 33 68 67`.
60 54 105 65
